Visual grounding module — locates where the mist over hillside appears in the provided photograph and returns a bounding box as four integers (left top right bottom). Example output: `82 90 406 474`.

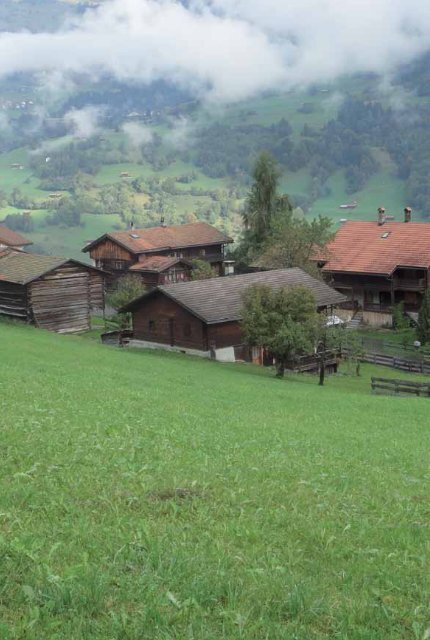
1 0 430 259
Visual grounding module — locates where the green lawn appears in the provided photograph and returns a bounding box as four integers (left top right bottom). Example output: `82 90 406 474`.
1 320 430 639
93 160 227 191
27 213 122 260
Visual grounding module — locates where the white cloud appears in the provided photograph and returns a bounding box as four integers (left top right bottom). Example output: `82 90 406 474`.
122 121 154 147
64 106 102 138
0 112 10 131
0 0 429 104
164 116 195 149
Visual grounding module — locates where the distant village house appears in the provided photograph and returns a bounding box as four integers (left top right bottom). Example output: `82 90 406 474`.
314 208 430 326
0 226 32 251
83 221 234 286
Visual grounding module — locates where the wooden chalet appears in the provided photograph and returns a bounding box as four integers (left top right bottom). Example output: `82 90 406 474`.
314 211 430 325
0 225 32 251
82 221 233 285
122 268 346 362
0 250 105 333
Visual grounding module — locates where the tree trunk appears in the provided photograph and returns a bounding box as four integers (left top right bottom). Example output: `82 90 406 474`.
356 361 361 377
275 358 285 378
319 356 325 386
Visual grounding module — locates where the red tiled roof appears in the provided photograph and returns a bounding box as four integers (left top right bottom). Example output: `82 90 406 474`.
129 256 192 273
83 221 233 254
0 225 32 247
319 221 430 275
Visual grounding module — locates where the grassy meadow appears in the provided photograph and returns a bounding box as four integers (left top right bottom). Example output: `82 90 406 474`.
1 320 430 639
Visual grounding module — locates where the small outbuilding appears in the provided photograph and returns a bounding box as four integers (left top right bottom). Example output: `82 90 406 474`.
122 268 346 361
0 250 105 333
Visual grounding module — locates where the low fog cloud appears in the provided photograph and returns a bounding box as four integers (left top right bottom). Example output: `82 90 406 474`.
164 117 195 149
0 0 429 103
122 122 154 147
64 106 102 138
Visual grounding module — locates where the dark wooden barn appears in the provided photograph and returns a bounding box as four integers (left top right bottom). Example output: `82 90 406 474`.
0 250 105 333
122 268 346 362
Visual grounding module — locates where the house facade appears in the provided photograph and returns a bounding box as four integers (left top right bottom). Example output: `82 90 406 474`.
0 250 105 333
82 221 233 286
314 213 430 326
122 268 346 362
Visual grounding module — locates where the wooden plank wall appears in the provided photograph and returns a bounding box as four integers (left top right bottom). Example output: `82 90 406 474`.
90 240 133 261
0 281 27 318
30 264 91 333
89 271 105 311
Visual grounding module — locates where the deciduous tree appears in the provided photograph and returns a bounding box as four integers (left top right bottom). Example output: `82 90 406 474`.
241 284 319 378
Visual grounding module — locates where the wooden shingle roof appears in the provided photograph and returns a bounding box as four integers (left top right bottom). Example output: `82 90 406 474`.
124 268 346 323
319 220 430 275
0 225 32 247
0 250 104 285
83 221 233 255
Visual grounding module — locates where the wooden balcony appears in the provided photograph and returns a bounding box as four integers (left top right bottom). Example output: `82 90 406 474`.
393 277 426 291
363 302 420 313
363 303 392 313
202 253 224 264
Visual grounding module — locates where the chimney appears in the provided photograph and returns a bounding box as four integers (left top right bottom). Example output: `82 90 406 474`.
130 220 134 231
404 206 412 223
160 216 166 228
377 206 386 226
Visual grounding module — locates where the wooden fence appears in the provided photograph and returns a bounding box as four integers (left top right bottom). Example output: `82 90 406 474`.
371 377 430 397
359 352 430 374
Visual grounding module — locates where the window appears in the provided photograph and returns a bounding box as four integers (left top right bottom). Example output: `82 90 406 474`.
199 248 206 256
148 320 155 333
183 323 191 338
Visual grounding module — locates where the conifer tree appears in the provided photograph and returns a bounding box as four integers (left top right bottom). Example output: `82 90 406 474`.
417 289 430 344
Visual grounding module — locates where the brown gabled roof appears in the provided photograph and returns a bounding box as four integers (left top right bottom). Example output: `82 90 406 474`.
129 255 192 273
0 225 32 248
123 268 346 323
0 250 105 285
83 221 233 255
319 220 430 275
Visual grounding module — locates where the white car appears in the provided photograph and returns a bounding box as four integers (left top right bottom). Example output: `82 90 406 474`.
326 315 344 327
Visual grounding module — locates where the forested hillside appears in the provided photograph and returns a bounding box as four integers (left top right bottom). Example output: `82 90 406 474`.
1 1 430 258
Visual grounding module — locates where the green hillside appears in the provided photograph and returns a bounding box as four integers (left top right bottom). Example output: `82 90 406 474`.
1 320 430 638
0 89 412 259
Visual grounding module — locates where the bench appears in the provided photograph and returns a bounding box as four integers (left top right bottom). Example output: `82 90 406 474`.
371 377 430 397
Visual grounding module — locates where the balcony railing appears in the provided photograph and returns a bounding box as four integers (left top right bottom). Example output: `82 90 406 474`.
393 277 426 291
363 303 392 313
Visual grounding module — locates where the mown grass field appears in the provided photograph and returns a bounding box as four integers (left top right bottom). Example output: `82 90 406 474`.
1 320 430 639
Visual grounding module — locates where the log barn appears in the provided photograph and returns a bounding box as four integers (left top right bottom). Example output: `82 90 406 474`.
82 221 234 285
0 250 105 333
122 268 346 362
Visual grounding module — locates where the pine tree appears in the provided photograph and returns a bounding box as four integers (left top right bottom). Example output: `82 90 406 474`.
417 289 430 344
